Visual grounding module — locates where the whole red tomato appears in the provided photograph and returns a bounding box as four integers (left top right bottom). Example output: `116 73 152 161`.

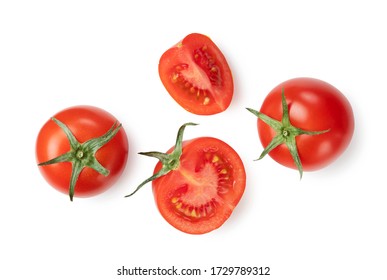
248 77 354 177
36 106 129 200
159 33 234 115
126 123 246 234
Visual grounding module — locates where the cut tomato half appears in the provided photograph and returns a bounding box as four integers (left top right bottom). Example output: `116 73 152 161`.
126 123 245 234
159 33 234 115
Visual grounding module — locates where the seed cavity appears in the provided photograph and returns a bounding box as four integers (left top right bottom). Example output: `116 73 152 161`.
171 65 212 106
191 209 198 218
169 44 223 107
170 196 219 220
171 73 179 83
169 153 234 220
193 46 222 87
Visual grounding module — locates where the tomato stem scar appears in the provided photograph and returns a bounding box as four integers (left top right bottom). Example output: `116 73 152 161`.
76 150 84 159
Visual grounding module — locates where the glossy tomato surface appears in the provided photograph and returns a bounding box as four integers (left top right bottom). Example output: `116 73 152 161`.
258 77 354 171
36 106 129 198
159 33 234 115
152 137 245 234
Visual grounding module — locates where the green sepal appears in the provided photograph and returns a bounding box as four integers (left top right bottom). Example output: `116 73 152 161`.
125 122 198 197
247 89 330 179
38 117 122 201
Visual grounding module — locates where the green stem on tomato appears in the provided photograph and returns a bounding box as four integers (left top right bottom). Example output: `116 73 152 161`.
125 122 198 197
247 89 330 179
38 117 122 201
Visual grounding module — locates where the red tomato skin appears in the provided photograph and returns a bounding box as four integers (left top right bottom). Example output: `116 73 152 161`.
36 106 129 198
258 78 354 171
152 137 246 234
159 33 234 115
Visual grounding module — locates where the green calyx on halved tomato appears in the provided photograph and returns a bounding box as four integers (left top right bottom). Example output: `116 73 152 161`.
247 77 354 178
36 106 129 201
159 33 234 115
126 123 246 235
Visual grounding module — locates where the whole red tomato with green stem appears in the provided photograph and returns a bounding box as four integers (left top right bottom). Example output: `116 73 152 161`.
247 77 354 177
36 106 129 201
126 123 246 234
159 33 234 115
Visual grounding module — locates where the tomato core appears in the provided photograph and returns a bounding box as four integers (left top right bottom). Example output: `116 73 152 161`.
172 61 213 107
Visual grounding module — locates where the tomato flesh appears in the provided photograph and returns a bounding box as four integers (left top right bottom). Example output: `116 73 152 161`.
152 137 245 234
159 33 234 115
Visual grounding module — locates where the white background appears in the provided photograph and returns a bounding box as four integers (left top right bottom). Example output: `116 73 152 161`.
1 0 386 279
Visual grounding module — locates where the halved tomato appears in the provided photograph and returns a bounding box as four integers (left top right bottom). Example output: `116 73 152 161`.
159 33 234 115
126 123 245 234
